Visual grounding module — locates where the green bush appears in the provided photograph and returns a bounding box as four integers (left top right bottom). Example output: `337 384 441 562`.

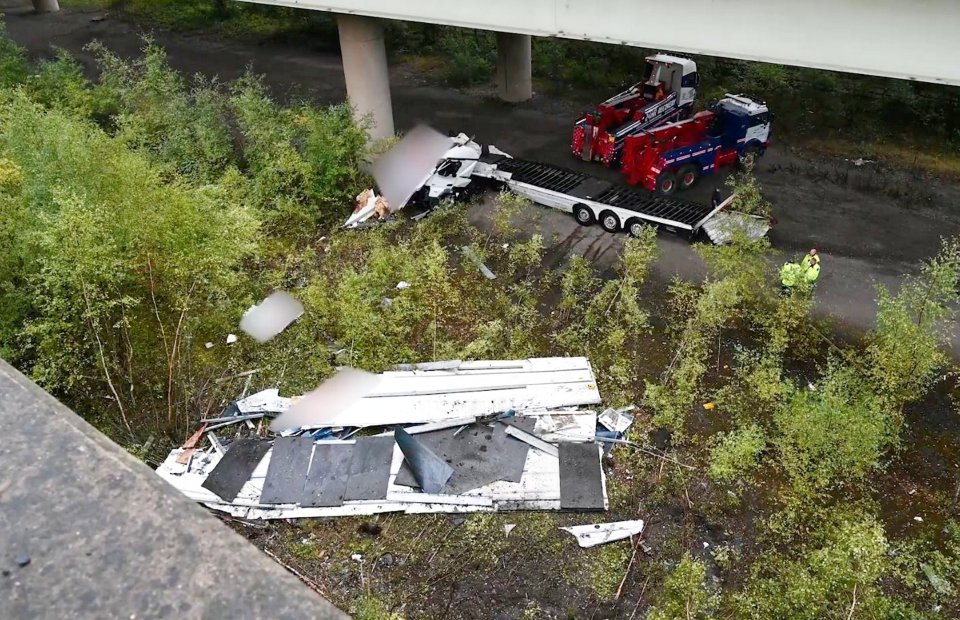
865 238 960 413
708 424 766 484
735 513 914 619
24 49 99 118
773 365 893 495
0 21 26 89
647 554 716 620
87 40 234 184
230 73 368 236
0 95 258 437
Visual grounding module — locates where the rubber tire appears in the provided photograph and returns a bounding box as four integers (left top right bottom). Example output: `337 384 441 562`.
573 204 595 226
737 145 762 170
626 218 647 238
656 172 677 196
599 211 620 233
678 165 699 190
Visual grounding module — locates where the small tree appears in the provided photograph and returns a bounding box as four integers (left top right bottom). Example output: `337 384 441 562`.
865 238 960 415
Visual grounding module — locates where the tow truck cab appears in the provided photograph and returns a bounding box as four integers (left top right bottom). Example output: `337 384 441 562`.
710 94 772 156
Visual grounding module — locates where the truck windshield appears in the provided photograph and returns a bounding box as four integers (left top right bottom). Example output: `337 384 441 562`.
642 62 654 82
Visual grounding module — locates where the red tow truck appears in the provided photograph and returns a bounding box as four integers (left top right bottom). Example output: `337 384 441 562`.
620 94 772 194
571 54 699 166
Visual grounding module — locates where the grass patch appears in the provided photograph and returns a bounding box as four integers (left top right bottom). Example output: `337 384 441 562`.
803 137 960 180
587 541 632 600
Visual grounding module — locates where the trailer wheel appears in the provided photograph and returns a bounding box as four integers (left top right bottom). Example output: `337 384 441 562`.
573 204 595 226
678 165 699 190
599 211 620 233
656 172 677 196
626 218 647 238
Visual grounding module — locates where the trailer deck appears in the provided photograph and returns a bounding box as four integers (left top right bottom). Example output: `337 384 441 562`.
491 158 717 232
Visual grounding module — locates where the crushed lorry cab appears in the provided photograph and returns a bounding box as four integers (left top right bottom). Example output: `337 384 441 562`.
571 54 699 166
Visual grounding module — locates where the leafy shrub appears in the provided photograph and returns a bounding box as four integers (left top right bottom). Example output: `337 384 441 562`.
88 40 234 184
735 513 910 619
708 424 766 484
647 554 716 620
865 238 960 414
230 73 368 235
0 95 258 437
773 365 893 495
24 49 99 118
0 20 26 89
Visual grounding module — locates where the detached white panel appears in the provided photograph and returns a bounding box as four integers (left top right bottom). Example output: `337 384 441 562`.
239 0 960 85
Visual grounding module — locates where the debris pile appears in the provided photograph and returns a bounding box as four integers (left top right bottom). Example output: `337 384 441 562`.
157 357 637 519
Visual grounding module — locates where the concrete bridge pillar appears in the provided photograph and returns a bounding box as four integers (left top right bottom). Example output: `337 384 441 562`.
337 14 395 141
32 0 60 12
496 32 532 102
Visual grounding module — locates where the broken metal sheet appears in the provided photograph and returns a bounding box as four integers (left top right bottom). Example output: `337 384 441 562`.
342 436 394 501
208 433 225 455
158 440 593 519
316 357 601 428
270 368 382 432
200 439 271 502
202 412 268 424
394 423 528 494
559 443 605 510
394 427 454 494
301 443 353 507
461 245 496 280
560 519 644 548
507 413 598 443
385 493 493 507
382 416 478 436
701 211 770 245
598 408 635 434
239 291 304 343
259 437 314 504
391 360 463 371
235 388 291 414
503 423 559 458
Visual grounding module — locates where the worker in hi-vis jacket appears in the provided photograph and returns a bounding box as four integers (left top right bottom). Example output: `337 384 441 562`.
781 249 821 292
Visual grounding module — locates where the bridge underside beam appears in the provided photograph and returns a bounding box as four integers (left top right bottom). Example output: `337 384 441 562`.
239 0 960 86
337 14 395 141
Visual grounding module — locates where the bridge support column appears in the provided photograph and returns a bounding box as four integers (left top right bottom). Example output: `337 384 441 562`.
337 14 395 141
496 32 532 102
32 0 60 12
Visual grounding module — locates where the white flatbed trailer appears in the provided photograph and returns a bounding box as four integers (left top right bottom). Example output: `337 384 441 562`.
471 156 769 243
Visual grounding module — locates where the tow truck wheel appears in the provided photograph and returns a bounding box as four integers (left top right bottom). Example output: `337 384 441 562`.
626 218 646 238
678 165 699 190
573 204 595 226
737 146 761 170
656 172 677 196
599 211 620 233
